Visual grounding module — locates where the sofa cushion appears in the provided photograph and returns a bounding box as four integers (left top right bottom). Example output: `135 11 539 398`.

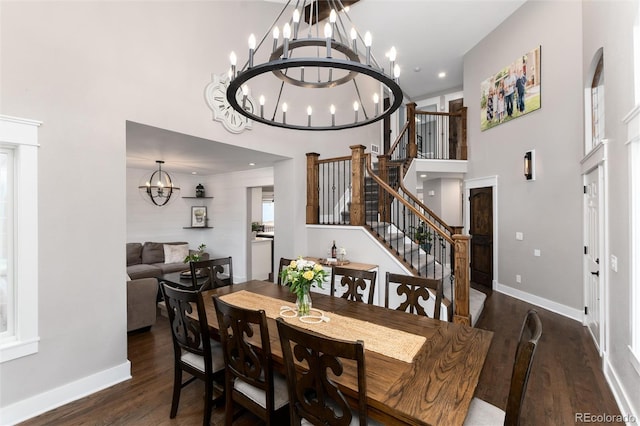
127 263 163 280
141 242 187 264
164 244 189 264
126 243 143 266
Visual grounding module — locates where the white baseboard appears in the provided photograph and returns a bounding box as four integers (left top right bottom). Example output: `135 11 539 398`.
2 361 131 426
604 356 639 425
494 282 583 322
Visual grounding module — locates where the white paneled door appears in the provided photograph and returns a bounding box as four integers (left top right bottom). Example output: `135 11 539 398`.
584 166 602 353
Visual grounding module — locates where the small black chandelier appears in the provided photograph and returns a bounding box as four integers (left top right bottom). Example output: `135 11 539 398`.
225 0 403 131
138 160 180 207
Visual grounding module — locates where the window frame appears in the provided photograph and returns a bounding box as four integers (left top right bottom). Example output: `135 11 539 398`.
0 115 41 363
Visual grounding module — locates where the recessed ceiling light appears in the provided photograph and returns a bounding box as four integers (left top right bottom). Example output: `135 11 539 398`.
191 171 197 175
414 66 421 72
438 72 446 78
249 162 256 166
420 174 427 178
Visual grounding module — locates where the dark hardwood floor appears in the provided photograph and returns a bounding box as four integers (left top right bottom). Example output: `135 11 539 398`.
19 291 622 425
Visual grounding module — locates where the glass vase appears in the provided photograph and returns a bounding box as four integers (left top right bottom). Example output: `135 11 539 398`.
296 287 312 316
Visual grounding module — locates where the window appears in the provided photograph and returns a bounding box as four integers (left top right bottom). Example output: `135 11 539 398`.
590 54 605 151
0 115 40 363
0 149 14 337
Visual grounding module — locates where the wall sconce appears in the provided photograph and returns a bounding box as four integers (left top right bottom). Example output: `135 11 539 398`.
524 150 535 181
138 160 180 206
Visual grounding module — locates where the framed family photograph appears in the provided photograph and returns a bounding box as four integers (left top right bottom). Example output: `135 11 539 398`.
480 46 541 131
191 206 207 227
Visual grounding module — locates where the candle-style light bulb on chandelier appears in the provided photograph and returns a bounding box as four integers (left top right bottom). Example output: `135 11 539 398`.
225 0 404 131
138 160 180 207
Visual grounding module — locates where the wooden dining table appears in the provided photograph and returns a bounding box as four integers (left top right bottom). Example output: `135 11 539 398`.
200 280 493 426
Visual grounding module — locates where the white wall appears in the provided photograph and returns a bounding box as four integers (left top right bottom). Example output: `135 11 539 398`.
0 1 376 422
582 0 640 420
464 0 584 310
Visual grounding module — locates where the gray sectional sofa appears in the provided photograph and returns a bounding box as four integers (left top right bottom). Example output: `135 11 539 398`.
126 241 209 280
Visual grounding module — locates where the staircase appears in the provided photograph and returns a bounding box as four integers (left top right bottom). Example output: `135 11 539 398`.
306 104 478 325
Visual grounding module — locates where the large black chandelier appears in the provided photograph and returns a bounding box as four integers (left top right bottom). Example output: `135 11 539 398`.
226 0 404 131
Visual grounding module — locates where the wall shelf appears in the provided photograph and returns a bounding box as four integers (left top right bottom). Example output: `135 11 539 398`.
182 196 214 199
183 226 214 229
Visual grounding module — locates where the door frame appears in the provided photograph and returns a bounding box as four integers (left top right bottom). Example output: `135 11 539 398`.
464 176 499 290
581 141 609 357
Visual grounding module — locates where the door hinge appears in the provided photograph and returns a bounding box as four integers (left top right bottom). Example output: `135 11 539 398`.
584 306 588 315
584 246 588 255
583 185 587 194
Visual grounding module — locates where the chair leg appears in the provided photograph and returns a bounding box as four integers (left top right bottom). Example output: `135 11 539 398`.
203 379 213 426
224 380 234 426
170 366 182 418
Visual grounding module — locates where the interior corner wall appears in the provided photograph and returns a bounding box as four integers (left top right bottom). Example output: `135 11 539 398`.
463 0 584 310
582 0 640 420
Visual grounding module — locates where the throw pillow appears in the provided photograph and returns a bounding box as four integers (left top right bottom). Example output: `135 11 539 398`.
164 244 189 264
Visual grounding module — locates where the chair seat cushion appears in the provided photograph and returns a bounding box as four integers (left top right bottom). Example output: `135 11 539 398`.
181 340 225 373
300 412 383 426
463 397 506 425
233 372 289 410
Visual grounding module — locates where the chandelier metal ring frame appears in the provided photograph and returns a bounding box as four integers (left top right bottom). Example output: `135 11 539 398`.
227 56 403 131
137 160 180 207
224 0 404 131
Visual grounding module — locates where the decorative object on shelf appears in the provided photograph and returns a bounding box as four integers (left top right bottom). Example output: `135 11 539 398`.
191 206 207 227
280 257 328 316
331 240 337 258
138 160 180 207
205 73 255 133
183 243 207 264
220 0 403 131
195 183 205 198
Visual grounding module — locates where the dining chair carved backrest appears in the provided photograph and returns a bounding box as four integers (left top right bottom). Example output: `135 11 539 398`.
206 256 233 288
276 317 374 426
330 266 377 304
464 309 542 426
160 283 225 426
384 272 444 320
189 258 221 291
213 296 288 425
276 257 294 285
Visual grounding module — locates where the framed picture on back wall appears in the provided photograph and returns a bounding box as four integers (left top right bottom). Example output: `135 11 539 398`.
191 206 207 227
480 46 541 131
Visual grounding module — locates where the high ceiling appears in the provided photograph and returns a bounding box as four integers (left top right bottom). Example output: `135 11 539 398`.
127 0 526 176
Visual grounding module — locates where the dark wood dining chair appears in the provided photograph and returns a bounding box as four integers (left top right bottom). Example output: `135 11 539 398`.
330 266 377 304
276 317 381 426
209 256 233 288
276 257 294 285
464 309 542 426
160 283 225 426
213 296 289 425
188 258 218 291
384 272 444 320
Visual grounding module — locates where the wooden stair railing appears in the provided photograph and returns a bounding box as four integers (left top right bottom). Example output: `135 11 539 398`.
305 147 471 326
387 102 468 163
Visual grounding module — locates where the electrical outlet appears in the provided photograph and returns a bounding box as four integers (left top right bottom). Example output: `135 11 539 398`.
516 274 522 283
611 255 618 272
534 249 541 257
516 232 523 241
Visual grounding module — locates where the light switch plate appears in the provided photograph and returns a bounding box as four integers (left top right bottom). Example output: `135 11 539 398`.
516 232 523 241
534 249 541 257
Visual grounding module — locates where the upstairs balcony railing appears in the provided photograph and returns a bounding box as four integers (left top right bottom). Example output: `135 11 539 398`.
389 102 468 167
